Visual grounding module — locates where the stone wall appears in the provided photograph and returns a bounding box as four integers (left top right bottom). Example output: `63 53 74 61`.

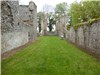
56 16 67 37
1 1 37 53
41 14 48 35
19 1 37 41
1 1 19 33
66 20 100 54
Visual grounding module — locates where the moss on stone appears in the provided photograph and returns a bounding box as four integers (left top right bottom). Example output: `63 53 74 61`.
67 25 71 30
67 17 100 30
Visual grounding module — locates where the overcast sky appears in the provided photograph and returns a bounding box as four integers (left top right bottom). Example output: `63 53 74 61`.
19 0 81 12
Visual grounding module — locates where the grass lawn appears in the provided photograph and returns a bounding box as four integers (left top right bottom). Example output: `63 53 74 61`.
2 36 100 75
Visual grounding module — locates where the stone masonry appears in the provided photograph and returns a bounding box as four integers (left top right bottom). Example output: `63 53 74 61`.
56 16 67 37
66 21 100 54
1 1 37 53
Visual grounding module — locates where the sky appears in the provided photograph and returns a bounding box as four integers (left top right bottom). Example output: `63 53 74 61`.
19 0 81 12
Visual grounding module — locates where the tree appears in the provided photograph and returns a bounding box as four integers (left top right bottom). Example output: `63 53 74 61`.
82 1 100 19
55 2 68 17
69 2 83 25
69 1 100 25
47 13 56 32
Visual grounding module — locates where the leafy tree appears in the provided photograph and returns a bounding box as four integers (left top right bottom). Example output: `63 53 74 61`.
37 12 45 19
55 2 68 17
69 1 100 25
69 2 81 25
82 1 100 19
48 14 56 32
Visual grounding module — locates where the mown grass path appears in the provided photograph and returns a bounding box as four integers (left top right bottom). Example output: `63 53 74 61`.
2 36 100 75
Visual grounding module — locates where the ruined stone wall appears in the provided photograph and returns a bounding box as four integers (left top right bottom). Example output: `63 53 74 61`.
66 21 100 54
40 14 48 35
40 19 45 35
1 1 27 53
1 1 19 33
32 2 37 39
56 16 67 37
1 1 37 53
56 20 62 36
19 2 37 41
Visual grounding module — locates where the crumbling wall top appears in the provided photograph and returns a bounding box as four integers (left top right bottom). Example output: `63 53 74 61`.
29 1 37 11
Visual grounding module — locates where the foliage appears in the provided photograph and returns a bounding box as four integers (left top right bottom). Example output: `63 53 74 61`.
82 1 100 19
69 1 100 25
37 12 45 19
55 2 68 18
38 17 41 32
47 13 56 32
66 24 71 30
69 2 82 25
67 17 100 30
48 16 56 32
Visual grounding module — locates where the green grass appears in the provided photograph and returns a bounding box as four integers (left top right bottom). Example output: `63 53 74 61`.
2 36 100 75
